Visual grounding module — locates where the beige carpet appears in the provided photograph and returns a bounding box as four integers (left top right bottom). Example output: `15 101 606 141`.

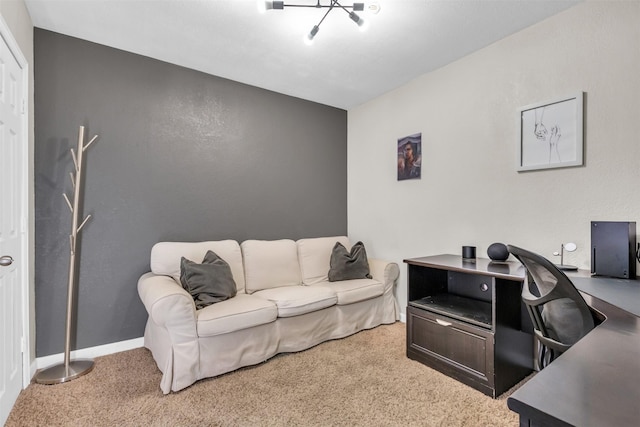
7 322 525 426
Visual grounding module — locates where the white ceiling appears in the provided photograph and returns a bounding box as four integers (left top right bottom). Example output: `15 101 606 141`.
24 0 581 110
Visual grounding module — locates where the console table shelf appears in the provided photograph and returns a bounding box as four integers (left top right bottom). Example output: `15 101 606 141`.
404 254 533 398
409 294 492 328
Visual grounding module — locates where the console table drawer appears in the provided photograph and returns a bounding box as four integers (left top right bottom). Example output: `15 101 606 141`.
407 306 494 389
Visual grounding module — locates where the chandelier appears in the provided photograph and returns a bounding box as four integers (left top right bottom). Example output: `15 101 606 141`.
260 1 381 44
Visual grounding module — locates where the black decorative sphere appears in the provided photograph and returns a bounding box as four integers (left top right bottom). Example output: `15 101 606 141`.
487 243 509 262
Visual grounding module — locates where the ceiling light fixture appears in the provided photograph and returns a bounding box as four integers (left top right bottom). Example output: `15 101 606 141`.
260 1 380 44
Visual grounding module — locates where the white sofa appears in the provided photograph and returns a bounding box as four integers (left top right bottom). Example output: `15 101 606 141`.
137 236 400 394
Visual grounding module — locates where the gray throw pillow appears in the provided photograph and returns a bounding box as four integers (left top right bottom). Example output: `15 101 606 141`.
180 250 237 310
328 241 373 282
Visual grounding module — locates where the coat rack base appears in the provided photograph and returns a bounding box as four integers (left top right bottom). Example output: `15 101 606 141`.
34 359 94 385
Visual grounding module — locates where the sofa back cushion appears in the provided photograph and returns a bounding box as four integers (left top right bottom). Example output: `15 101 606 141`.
242 239 301 293
297 236 350 285
150 240 246 293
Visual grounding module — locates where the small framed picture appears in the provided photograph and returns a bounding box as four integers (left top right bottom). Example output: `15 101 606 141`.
517 93 584 172
397 133 421 180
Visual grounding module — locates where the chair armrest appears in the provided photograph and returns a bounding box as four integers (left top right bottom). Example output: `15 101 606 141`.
137 272 197 338
368 258 400 292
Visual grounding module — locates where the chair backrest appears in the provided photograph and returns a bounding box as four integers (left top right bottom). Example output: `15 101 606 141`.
507 245 595 364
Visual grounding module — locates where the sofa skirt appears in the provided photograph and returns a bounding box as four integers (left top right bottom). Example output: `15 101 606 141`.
145 287 398 393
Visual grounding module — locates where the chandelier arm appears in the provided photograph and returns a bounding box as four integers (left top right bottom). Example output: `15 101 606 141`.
283 1 356 9
332 0 351 14
313 2 335 28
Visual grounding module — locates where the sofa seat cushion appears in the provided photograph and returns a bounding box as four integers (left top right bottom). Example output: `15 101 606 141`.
196 294 277 338
253 286 337 317
314 279 384 305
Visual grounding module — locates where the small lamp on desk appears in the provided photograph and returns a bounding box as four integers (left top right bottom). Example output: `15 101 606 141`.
554 242 578 271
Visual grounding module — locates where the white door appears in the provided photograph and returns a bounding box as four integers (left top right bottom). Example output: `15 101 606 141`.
0 29 25 426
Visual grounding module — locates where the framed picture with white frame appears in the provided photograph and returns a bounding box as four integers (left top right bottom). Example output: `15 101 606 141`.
517 92 584 172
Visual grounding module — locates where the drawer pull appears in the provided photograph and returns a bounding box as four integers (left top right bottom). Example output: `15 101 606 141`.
436 319 452 327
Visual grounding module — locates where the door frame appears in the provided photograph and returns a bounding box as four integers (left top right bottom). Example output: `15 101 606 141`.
0 14 31 387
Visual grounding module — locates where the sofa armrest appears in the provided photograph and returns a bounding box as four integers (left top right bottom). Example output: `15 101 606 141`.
138 272 197 333
368 258 400 293
138 272 200 393
369 258 400 321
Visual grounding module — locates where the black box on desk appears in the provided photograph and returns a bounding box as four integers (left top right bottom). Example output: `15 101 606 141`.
591 221 636 279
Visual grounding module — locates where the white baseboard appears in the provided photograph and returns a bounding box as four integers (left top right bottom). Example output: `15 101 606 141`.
34 337 144 373
400 312 406 323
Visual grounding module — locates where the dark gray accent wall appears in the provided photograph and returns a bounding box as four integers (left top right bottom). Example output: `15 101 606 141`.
34 29 347 357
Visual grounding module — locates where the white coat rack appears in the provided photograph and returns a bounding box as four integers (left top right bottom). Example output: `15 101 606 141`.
35 126 98 384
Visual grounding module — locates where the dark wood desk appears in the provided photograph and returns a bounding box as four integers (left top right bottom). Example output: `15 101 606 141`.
507 274 640 426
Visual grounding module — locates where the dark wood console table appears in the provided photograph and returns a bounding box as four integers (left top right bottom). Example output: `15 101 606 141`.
404 255 533 398
507 275 640 426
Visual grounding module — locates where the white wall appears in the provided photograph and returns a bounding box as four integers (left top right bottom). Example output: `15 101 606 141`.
0 0 35 366
347 1 640 315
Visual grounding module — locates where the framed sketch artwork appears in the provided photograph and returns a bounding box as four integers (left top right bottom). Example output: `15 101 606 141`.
397 133 421 180
517 92 584 172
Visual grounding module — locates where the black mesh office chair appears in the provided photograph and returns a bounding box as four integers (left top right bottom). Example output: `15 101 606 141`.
507 245 595 369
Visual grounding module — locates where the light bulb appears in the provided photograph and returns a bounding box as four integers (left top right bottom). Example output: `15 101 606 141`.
260 1 284 12
304 25 319 45
367 2 381 14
